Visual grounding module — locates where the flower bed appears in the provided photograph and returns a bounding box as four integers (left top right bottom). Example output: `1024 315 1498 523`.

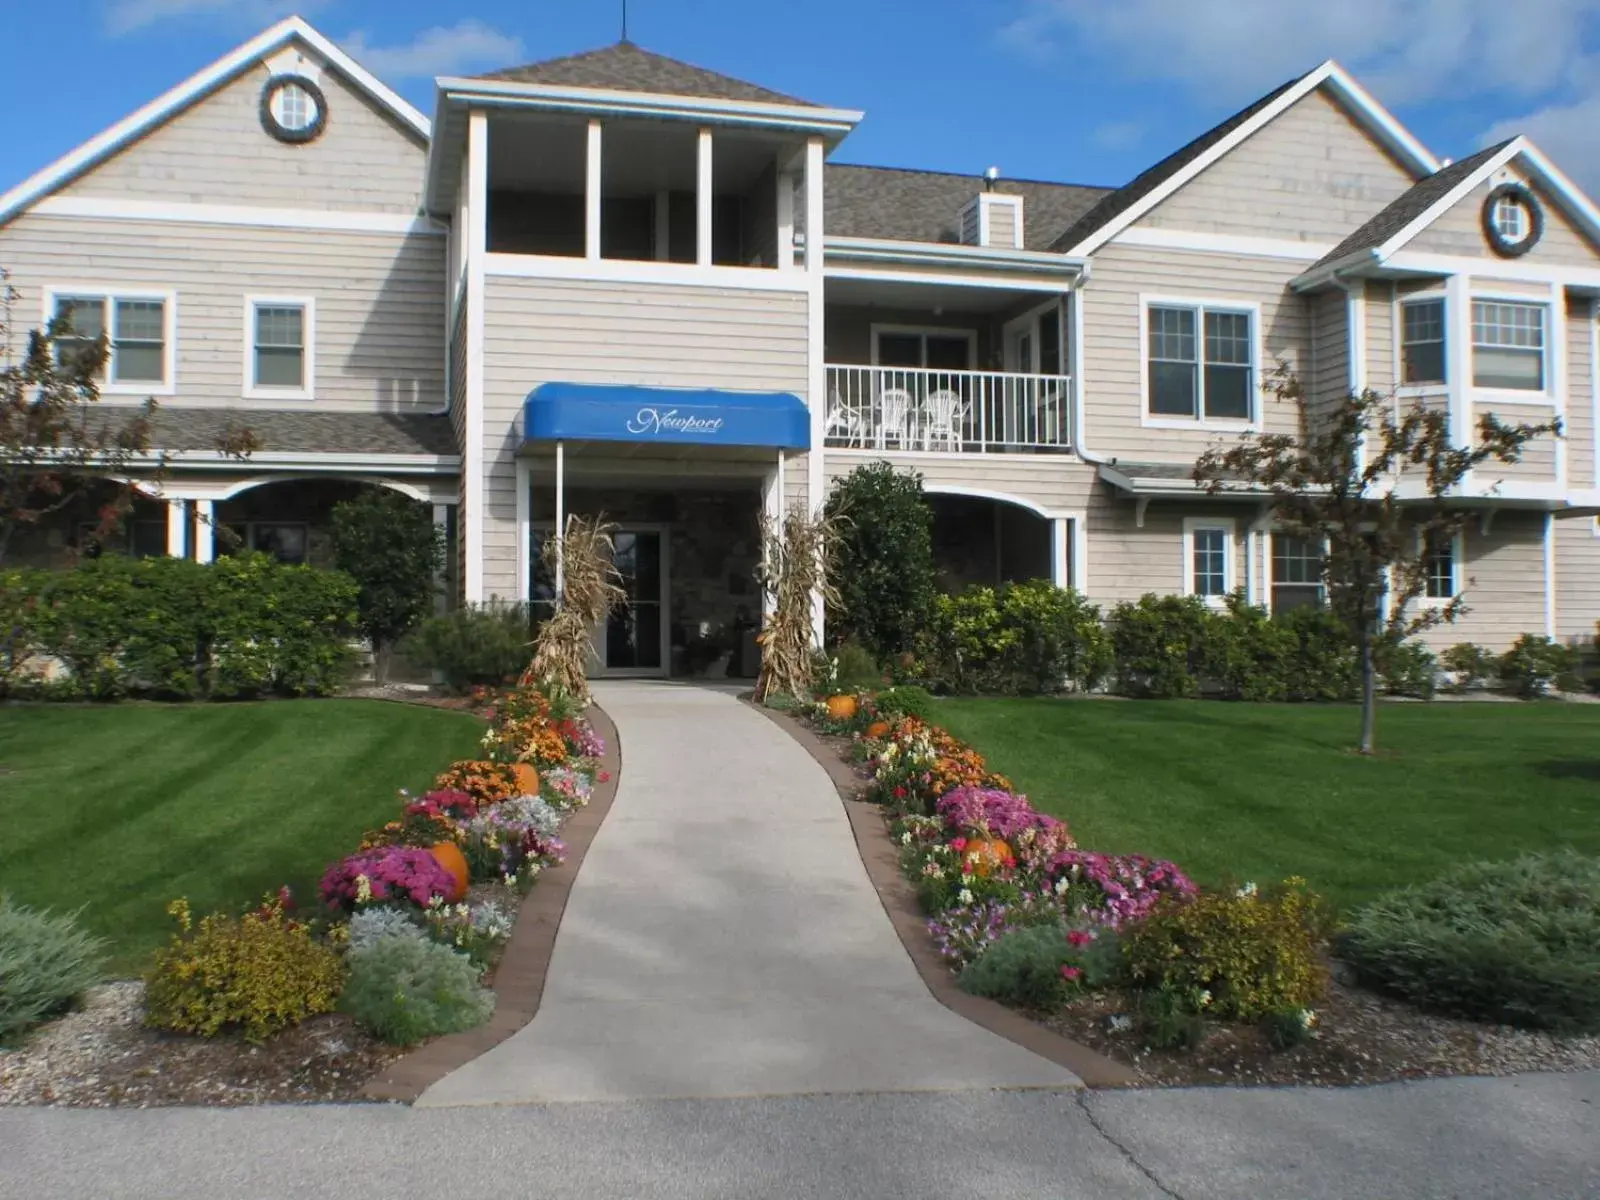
2 680 610 1104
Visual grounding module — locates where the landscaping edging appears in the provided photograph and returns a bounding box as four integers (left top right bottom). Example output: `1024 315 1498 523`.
750 700 1139 1089
361 703 623 1103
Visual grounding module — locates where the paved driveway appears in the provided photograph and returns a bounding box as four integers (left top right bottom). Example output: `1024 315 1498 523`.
417 682 1076 1106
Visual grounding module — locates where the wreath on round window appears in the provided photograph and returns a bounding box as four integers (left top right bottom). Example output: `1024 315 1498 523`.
1481 181 1543 259
259 75 329 146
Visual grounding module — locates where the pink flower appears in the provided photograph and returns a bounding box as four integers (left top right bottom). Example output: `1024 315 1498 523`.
1067 929 1094 948
950 836 969 853
1060 965 1082 981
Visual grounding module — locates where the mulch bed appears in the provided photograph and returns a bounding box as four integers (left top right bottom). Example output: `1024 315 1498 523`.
777 707 1600 1089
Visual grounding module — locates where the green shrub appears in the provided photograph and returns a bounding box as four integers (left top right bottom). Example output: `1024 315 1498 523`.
958 923 1118 1009
1441 642 1497 692
1121 880 1330 1021
1274 605 1360 702
831 640 883 692
1378 639 1438 699
1136 983 1208 1050
329 489 446 682
875 684 935 721
926 581 1109 695
1203 595 1295 702
1262 1006 1318 1051
6 555 357 701
144 896 343 1043
825 462 937 661
341 933 495 1046
1339 852 1600 1032
1498 634 1582 698
401 603 532 692
0 898 106 1045
1107 594 1216 698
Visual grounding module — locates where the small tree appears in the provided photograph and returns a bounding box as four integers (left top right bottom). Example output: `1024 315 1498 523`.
1195 366 1556 754
330 488 446 682
0 269 255 563
824 461 936 661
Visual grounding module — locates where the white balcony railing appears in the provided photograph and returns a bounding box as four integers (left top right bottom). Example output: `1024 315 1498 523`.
824 365 1072 454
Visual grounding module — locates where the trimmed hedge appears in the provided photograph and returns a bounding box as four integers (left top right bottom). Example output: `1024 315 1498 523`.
0 554 359 700
1339 852 1600 1033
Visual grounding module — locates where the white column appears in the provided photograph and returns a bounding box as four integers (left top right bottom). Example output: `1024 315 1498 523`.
586 119 603 261
804 136 827 647
1051 518 1070 589
554 441 567 604
193 500 215 565
1544 511 1557 639
654 189 671 262
696 128 714 267
464 109 489 603
776 170 795 270
166 500 188 558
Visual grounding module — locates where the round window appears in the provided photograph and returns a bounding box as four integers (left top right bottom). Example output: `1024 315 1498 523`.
1482 182 1543 258
260 76 328 145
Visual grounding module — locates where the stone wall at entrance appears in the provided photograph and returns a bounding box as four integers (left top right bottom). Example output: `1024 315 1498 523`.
534 486 763 675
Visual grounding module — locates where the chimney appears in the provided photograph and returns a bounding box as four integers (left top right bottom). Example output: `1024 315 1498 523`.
959 168 1024 248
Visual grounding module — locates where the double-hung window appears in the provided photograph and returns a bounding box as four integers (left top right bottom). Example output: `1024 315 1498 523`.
1271 534 1325 612
51 292 172 390
1401 298 1447 386
1424 534 1459 601
1184 519 1235 601
1472 300 1546 391
1147 302 1254 421
246 298 313 398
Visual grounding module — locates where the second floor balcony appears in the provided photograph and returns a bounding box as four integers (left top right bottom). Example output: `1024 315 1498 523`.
824 364 1071 454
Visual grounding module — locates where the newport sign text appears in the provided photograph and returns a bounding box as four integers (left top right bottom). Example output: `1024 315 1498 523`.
625 407 727 437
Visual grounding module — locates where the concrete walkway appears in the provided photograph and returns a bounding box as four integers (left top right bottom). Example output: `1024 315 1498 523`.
417 682 1077 1106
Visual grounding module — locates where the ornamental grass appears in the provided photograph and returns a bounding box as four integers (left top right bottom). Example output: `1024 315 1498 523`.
526 515 625 704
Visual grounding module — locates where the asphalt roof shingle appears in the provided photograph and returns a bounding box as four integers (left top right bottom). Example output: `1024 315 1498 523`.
825 164 1111 250
1303 141 1514 273
1047 73 1311 254
476 42 816 107
124 410 460 458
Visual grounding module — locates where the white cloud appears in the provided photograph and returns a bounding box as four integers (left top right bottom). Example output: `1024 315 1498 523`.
999 0 1600 105
105 0 312 36
1482 95 1600 195
342 20 525 81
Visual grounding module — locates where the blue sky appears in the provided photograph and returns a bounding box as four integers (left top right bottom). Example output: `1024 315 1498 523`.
6 0 1600 194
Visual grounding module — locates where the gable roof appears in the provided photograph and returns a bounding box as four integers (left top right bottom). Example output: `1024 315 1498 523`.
1293 135 1600 287
1304 141 1514 273
476 42 816 107
1051 61 1440 257
0 17 430 228
826 164 1110 250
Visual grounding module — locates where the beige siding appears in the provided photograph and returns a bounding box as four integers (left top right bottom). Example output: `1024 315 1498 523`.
988 202 1019 249
1472 402 1559 482
1566 296 1596 489
784 454 812 515
1416 512 1547 651
1406 169 1600 266
1135 89 1417 242
59 61 426 214
0 211 445 412
1087 495 1253 607
1308 288 1348 428
1080 243 1308 461
823 452 1095 517
1556 514 1600 642
449 293 469 443
825 305 996 368
479 275 811 599
1366 280 1398 393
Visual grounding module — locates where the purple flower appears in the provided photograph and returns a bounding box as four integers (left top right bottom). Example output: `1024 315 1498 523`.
320 847 457 913
936 787 1051 841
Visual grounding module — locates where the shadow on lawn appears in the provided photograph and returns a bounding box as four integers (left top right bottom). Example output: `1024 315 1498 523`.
1535 760 1600 782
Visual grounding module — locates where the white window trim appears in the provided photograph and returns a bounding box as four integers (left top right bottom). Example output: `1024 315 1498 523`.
1002 299 1066 375
1396 289 1449 396
42 285 178 397
1469 292 1555 404
1139 294 1263 431
869 324 978 369
1182 516 1237 604
242 295 316 401
1418 529 1465 608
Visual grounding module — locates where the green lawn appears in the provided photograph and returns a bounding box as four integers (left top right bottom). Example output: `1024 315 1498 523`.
933 698 1600 911
0 700 484 973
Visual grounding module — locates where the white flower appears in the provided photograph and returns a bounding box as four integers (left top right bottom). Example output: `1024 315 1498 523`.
1236 881 1258 899
900 831 913 845
1054 877 1072 897
1300 1009 1318 1030
1198 989 1213 1008
957 888 975 905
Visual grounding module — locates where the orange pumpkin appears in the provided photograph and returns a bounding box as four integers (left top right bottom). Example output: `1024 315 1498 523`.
865 720 892 740
825 694 858 721
963 838 1014 879
429 841 470 902
512 763 540 797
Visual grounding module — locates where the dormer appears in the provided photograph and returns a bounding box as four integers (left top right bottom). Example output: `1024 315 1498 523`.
959 182 1025 249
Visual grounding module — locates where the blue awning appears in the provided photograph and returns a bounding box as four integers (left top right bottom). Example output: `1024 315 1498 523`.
523 383 810 451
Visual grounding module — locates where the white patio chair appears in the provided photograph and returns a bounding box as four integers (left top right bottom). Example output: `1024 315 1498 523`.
876 388 914 450
823 392 866 447
924 389 966 452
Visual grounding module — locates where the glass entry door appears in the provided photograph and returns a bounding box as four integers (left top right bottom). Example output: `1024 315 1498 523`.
602 529 667 676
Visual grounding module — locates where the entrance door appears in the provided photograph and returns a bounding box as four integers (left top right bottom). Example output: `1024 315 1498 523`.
602 528 668 676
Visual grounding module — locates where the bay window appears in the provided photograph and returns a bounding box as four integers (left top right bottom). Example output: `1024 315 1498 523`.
1472 300 1545 391
1401 298 1446 385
